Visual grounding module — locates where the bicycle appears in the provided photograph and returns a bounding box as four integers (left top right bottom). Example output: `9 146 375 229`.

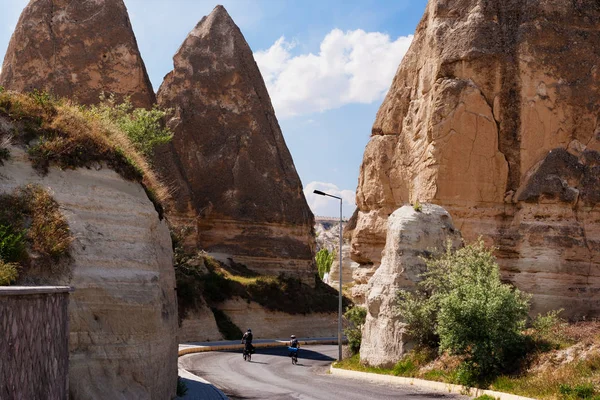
243 344 254 361
288 346 298 365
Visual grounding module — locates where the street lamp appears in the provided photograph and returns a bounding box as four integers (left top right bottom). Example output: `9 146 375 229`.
313 189 343 361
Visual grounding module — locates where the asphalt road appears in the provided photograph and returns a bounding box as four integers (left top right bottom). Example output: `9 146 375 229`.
181 345 468 400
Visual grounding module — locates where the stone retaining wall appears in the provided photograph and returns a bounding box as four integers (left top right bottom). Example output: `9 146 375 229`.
0 286 71 400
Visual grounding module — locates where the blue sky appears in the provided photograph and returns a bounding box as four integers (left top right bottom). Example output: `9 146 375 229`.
0 0 427 218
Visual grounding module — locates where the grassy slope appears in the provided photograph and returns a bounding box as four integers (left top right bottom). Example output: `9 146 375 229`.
335 321 600 400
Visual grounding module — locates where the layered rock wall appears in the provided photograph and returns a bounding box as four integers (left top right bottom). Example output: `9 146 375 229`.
219 298 337 339
155 6 316 282
350 0 600 318
0 140 178 399
360 204 461 367
0 0 155 108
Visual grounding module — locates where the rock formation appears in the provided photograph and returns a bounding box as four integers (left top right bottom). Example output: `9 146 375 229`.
360 204 461 367
0 0 155 108
0 118 177 399
155 5 315 281
349 0 600 318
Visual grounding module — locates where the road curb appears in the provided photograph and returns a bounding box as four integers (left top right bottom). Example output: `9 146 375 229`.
178 339 342 357
329 365 535 400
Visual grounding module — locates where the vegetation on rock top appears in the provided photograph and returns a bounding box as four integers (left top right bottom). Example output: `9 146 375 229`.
0 88 171 215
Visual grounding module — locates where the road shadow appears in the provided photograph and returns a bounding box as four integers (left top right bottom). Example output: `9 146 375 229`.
177 375 226 399
219 346 335 362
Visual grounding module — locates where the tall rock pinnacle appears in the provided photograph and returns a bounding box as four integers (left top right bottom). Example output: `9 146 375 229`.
349 0 600 318
0 0 155 108
156 5 316 279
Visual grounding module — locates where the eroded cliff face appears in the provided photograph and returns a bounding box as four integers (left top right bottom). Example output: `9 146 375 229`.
360 204 461 367
156 6 316 281
0 134 177 398
350 0 600 318
0 0 155 108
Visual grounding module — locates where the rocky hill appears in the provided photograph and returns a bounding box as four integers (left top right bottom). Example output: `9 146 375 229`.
0 0 155 109
155 5 316 283
348 0 600 319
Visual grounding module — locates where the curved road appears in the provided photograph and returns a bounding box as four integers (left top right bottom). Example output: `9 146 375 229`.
180 345 468 400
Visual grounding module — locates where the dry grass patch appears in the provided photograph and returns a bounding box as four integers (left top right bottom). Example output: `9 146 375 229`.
0 184 72 284
0 89 170 215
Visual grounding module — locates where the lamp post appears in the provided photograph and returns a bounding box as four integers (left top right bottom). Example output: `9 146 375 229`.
313 189 343 361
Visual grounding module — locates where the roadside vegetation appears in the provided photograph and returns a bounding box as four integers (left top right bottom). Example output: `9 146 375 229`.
0 184 72 284
334 239 600 399
0 88 171 215
344 305 366 355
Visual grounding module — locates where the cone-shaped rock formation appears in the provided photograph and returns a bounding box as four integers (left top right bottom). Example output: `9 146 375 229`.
0 0 155 108
349 0 600 318
156 6 315 280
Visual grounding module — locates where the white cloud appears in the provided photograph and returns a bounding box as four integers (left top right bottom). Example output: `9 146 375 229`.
304 181 356 219
254 29 413 119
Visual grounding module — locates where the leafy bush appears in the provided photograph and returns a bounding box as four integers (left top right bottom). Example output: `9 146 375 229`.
413 200 422 212
0 261 19 285
396 239 530 383
89 94 172 159
344 306 366 355
0 224 26 263
559 383 596 399
531 308 571 351
316 248 334 279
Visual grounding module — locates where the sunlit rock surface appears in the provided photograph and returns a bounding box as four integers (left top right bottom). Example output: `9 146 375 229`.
0 0 155 108
349 0 600 318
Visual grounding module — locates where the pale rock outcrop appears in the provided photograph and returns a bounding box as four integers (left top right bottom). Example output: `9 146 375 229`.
179 302 223 343
360 204 461 367
155 5 315 281
0 0 155 108
219 297 337 338
350 0 600 318
0 139 177 397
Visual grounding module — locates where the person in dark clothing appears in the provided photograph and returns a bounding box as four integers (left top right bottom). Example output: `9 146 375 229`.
288 334 299 358
241 328 253 353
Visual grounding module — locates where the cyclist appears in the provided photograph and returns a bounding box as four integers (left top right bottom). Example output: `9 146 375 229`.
288 334 299 356
241 328 254 354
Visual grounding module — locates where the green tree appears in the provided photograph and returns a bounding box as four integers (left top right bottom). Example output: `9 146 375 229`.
396 239 530 383
316 248 334 279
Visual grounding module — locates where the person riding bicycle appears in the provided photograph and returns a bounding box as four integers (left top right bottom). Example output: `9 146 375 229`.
288 334 299 356
241 328 254 354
